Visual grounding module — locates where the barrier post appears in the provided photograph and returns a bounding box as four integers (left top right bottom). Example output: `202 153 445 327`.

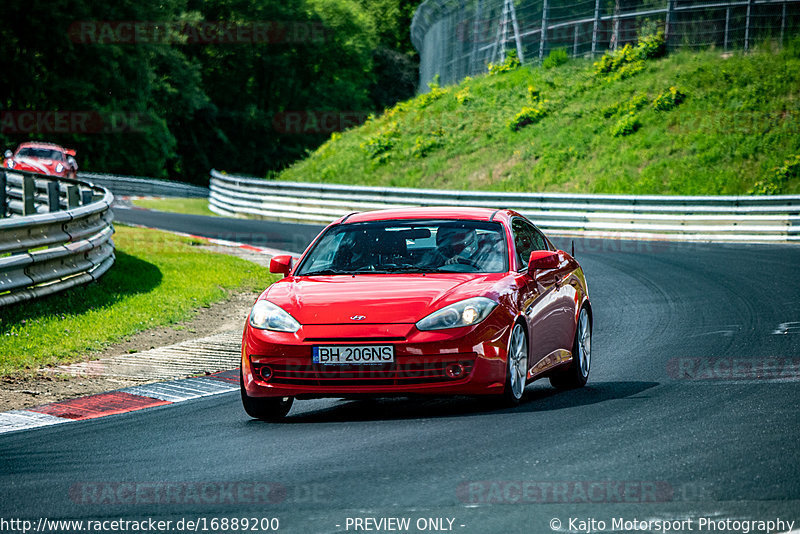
665 0 675 46
724 7 731 50
66 185 80 208
22 175 36 216
81 189 94 206
591 0 601 55
744 0 754 51
781 1 787 43
0 171 6 218
539 0 549 61
47 181 60 212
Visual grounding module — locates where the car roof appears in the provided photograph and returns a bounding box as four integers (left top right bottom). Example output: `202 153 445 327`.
17 142 66 151
340 207 518 224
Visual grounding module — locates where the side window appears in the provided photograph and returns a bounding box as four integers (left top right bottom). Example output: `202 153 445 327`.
512 219 548 270
531 228 548 252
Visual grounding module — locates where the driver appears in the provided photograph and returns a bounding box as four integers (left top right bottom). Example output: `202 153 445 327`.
433 226 478 267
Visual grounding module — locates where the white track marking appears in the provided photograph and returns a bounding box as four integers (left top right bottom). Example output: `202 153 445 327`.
0 410 69 435
122 377 237 402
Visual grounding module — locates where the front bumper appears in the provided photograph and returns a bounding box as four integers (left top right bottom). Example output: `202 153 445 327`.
242 320 511 398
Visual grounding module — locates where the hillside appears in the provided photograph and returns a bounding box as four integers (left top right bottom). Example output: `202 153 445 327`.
277 40 800 195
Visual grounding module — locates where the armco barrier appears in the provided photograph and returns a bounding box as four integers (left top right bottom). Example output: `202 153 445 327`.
0 169 115 307
209 169 800 243
78 172 208 198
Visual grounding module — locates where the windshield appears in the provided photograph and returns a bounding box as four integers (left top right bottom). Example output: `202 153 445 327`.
17 148 63 160
296 220 508 275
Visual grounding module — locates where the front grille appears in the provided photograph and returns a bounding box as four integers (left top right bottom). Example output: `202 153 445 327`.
252 357 475 386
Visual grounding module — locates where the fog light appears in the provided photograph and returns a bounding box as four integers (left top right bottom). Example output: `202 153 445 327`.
259 365 273 381
445 363 464 379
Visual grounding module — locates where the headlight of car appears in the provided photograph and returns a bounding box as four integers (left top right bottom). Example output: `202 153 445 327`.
6 160 14 169
416 297 498 331
249 300 301 333
55 163 64 173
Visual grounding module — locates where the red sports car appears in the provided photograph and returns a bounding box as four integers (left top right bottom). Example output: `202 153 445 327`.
241 207 592 420
3 141 78 179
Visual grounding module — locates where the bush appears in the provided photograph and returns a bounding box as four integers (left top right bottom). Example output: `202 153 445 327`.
417 84 448 108
638 30 667 60
784 35 800 58
602 93 649 118
508 103 548 131
456 87 472 105
613 60 646 80
653 87 686 111
749 154 800 194
594 31 665 78
361 122 399 163
411 131 444 158
489 49 521 75
611 113 641 137
527 85 541 102
543 48 569 69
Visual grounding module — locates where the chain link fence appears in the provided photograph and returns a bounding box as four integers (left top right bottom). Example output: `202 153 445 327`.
411 0 800 89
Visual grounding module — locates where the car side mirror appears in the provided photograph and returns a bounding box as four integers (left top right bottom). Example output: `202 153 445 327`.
527 250 559 276
269 255 293 277
3 150 12 159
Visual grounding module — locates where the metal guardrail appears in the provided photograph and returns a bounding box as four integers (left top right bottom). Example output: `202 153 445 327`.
78 172 208 198
209 169 800 243
0 169 115 307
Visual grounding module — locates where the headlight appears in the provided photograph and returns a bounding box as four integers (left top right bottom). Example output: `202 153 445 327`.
6 160 13 168
249 300 301 332
55 163 64 173
416 297 498 331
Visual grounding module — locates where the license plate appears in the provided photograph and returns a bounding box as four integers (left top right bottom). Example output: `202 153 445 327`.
313 345 394 365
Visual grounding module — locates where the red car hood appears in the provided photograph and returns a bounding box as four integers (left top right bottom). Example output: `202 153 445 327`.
14 157 57 174
264 273 506 325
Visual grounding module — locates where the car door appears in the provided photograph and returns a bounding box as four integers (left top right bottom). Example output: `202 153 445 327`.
535 228 580 354
511 218 563 374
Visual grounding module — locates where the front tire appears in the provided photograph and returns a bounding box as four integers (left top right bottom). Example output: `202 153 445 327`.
549 307 591 389
240 370 293 421
500 322 528 405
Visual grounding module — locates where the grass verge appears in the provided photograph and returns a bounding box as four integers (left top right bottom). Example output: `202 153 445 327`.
131 197 216 217
0 225 274 375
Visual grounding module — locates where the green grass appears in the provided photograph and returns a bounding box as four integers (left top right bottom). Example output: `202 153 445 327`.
277 41 800 195
0 225 274 375
132 197 216 217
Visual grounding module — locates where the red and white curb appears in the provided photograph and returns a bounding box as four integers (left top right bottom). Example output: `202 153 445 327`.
0 370 238 435
1 214 296 436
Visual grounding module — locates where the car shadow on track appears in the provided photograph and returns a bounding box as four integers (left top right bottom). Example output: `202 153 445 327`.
264 381 660 424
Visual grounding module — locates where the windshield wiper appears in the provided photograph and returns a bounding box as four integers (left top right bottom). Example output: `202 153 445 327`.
371 266 435 274
299 269 354 276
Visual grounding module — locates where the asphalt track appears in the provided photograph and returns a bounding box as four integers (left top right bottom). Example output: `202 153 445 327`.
1 209 799 534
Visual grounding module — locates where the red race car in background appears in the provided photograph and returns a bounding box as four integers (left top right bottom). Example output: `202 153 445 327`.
241 207 593 420
3 141 78 179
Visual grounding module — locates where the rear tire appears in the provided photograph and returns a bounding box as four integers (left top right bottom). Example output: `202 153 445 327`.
240 370 293 421
549 307 591 389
